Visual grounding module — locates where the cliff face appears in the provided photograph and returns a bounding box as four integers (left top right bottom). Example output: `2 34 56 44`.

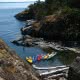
0 39 39 80
38 12 80 41
21 10 80 44
15 1 80 47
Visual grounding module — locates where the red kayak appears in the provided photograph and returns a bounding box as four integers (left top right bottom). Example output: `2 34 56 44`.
37 54 42 61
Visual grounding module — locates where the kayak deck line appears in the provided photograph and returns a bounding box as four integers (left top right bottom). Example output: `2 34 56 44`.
32 65 67 70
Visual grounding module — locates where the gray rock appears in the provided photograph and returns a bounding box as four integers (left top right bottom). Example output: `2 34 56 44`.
0 39 39 80
68 57 80 80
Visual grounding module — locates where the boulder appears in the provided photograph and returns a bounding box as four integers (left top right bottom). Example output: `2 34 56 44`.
68 57 80 80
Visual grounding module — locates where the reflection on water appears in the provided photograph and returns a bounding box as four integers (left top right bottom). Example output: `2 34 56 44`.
42 47 53 53
40 47 77 66
58 51 77 65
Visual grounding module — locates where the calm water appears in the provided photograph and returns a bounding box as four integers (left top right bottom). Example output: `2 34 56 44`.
0 2 77 67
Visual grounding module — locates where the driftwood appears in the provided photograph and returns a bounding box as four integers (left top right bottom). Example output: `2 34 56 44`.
44 73 65 79
40 67 69 76
33 65 67 70
22 26 32 31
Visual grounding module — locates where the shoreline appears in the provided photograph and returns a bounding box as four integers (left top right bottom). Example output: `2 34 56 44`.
11 35 80 54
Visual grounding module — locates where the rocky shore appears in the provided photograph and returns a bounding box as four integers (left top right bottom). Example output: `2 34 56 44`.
14 0 80 80
0 39 39 80
0 38 69 80
11 34 80 55
14 14 80 80
15 10 80 47
1 38 80 80
68 57 80 80
15 0 80 45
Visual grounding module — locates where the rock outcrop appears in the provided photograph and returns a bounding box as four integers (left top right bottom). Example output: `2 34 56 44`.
0 39 39 80
20 10 80 47
68 57 80 80
15 10 35 21
15 0 80 47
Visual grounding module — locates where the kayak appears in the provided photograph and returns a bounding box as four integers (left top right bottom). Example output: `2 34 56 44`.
26 57 33 64
47 52 57 59
43 52 57 60
44 55 49 59
26 52 57 64
33 56 37 63
37 54 42 61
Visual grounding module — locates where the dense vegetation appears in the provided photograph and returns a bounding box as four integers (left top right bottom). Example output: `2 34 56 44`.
15 0 80 20
15 0 80 46
16 0 80 20
27 0 80 20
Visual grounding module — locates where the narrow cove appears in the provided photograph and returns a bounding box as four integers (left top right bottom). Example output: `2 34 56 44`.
0 3 77 67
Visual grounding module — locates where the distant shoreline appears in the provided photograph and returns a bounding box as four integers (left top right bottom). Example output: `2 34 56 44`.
0 1 35 3
0 8 25 9
0 2 33 9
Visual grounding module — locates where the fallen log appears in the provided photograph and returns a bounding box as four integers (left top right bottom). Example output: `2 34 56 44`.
40 67 69 76
22 26 32 31
33 65 67 70
44 73 65 79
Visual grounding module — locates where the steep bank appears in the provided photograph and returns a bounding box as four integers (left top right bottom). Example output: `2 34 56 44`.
0 39 39 80
38 9 80 41
68 57 80 80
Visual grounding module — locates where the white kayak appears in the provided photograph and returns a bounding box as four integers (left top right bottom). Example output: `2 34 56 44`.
47 52 57 59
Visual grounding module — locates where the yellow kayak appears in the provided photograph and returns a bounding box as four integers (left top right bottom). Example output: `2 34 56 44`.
44 55 49 59
43 52 57 60
26 57 33 64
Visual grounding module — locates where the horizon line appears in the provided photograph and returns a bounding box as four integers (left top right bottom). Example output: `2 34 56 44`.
0 1 35 3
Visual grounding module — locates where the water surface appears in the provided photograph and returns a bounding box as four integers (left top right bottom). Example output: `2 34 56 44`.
0 2 35 9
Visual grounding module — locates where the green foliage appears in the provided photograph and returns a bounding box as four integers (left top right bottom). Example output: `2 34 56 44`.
27 0 69 19
62 8 80 41
68 0 80 8
45 0 69 15
26 0 80 20
17 0 80 20
28 1 47 20
62 7 80 15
